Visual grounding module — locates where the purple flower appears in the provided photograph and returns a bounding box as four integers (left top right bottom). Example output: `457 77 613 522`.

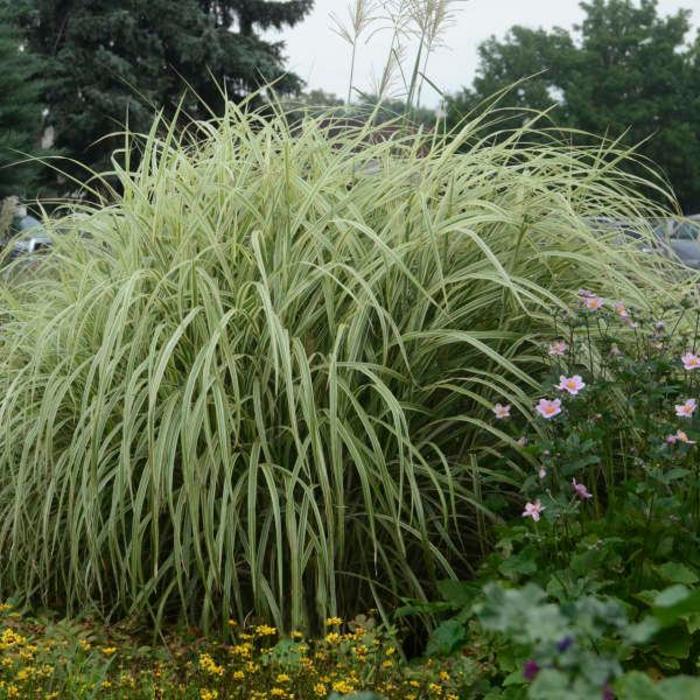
556 636 574 652
523 659 540 681
602 684 615 700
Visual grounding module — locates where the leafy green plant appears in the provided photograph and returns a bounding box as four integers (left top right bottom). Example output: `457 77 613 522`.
0 98 686 633
400 294 700 696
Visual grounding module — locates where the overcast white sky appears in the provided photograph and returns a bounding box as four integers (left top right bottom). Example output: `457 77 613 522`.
269 0 700 107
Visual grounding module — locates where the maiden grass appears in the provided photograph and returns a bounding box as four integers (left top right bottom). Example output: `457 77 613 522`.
0 101 687 632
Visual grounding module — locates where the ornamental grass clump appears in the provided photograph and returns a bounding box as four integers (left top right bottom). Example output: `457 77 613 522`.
0 99 687 632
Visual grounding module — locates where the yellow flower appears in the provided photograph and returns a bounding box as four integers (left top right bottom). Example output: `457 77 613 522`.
332 680 355 694
439 670 450 681
276 673 291 683
0 603 12 613
255 624 277 637
78 639 91 651
6 685 19 699
200 690 219 700
233 670 245 680
227 619 238 627
325 616 343 626
0 629 26 648
381 659 393 669
101 681 113 689
15 668 31 682
270 688 287 697
409 679 420 687
324 632 341 645
386 646 396 656
428 682 443 695
314 683 327 696
291 630 304 639
101 646 117 656
198 653 225 676
230 643 252 658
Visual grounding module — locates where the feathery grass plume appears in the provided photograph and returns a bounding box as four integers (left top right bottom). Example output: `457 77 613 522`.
0 100 688 633
406 0 466 107
331 0 382 104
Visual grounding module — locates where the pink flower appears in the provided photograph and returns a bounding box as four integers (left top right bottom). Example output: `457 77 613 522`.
536 398 562 419
613 301 629 319
492 403 511 420
578 289 594 298
556 375 586 396
682 352 700 371
548 340 568 357
522 500 545 522
667 430 696 445
572 478 592 500
675 398 697 418
582 295 604 311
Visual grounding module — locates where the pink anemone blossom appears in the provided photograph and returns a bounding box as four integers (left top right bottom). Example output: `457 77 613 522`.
572 478 592 500
582 295 604 311
667 430 696 445
522 500 545 522
556 375 586 396
675 399 697 418
536 398 562 419
492 403 511 420
682 352 700 371
613 301 629 320
548 340 568 357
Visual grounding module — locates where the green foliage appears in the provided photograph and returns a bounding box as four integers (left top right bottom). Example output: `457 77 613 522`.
403 295 700 697
448 0 700 212
0 9 47 199
7 0 312 178
0 100 683 633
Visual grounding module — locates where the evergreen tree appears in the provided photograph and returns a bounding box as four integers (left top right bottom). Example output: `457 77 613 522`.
8 0 313 178
0 12 47 199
